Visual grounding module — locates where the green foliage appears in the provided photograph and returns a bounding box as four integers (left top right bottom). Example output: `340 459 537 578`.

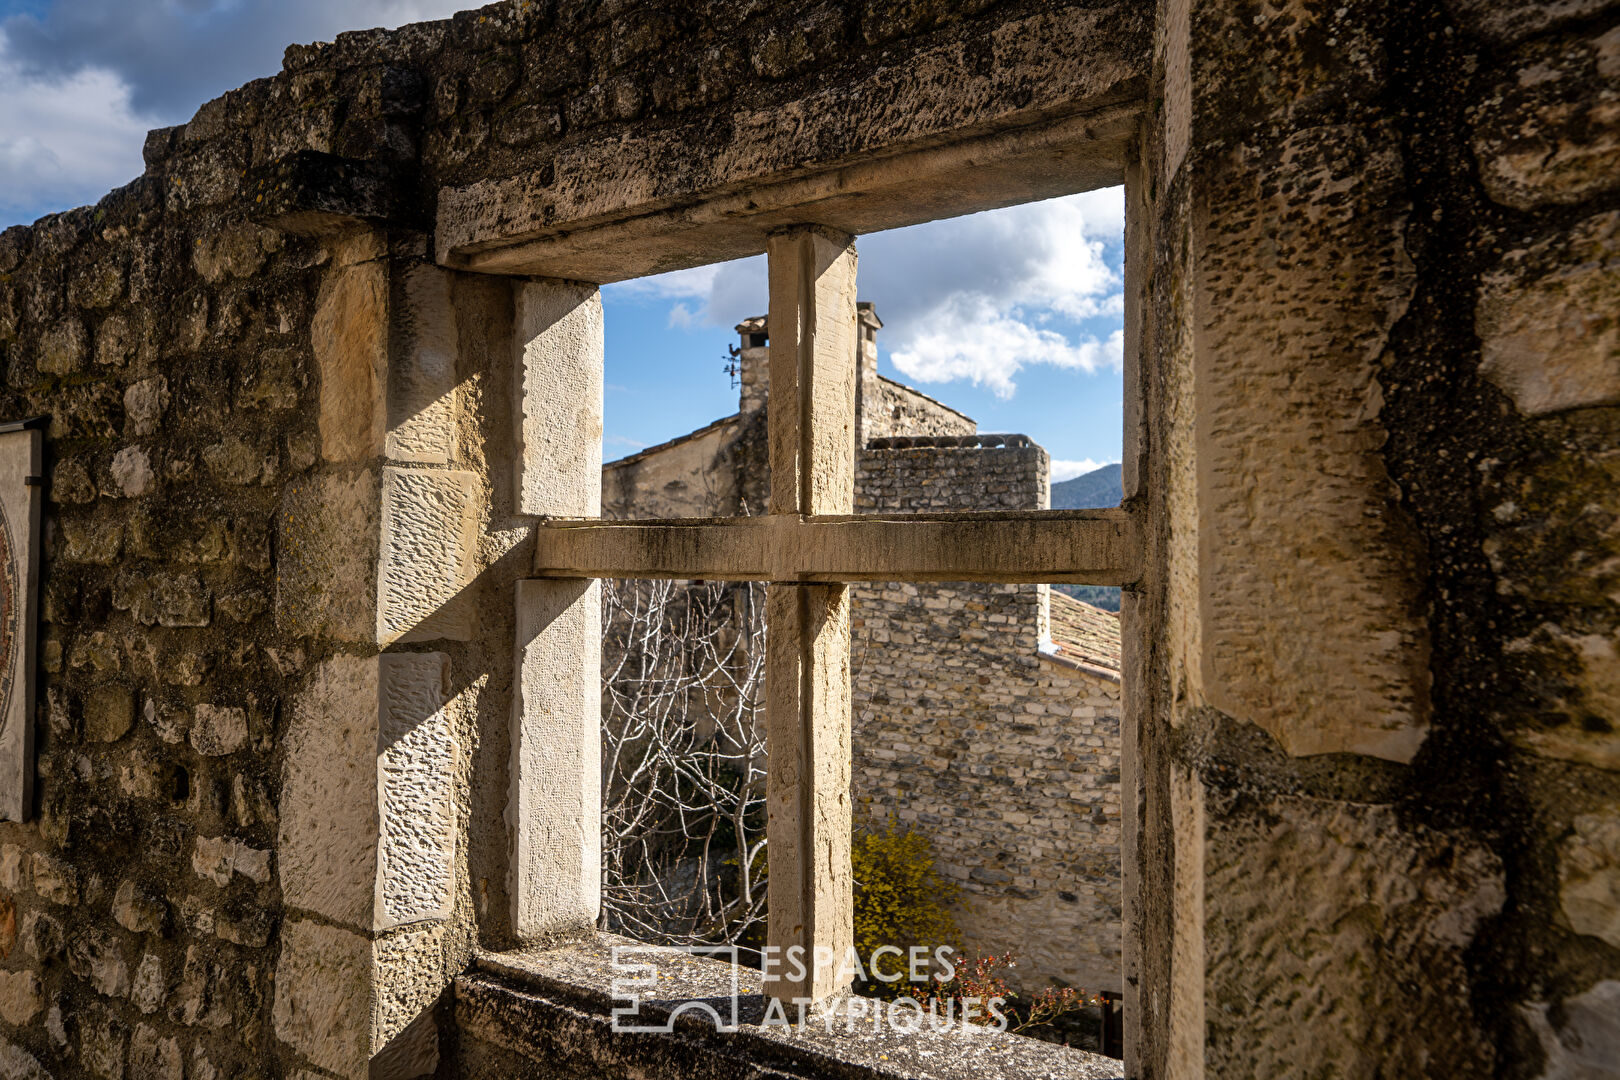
851 819 960 997
1053 583 1121 611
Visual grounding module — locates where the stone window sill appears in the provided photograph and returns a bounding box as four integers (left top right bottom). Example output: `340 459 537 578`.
454 934 1123 1079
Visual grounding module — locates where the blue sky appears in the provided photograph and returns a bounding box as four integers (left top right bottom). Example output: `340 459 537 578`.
0 0 1124 480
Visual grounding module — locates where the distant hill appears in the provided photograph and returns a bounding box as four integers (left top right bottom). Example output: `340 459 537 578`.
1051 463 1122 509
1050 464 1124 610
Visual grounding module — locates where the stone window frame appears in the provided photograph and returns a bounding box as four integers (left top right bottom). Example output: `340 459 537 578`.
487 124 1147 1010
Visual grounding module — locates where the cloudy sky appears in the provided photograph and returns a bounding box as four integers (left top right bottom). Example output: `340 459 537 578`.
0 0 1124 482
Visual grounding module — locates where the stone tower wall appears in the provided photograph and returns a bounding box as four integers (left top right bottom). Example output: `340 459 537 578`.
851 442 1122 992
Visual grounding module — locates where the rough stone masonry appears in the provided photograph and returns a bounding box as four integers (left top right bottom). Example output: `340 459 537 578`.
0 0 1612 1078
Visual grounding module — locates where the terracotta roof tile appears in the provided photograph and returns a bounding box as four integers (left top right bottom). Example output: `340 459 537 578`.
1046 590 1121 674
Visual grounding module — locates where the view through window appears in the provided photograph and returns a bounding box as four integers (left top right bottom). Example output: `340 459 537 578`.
591 191 1126 1053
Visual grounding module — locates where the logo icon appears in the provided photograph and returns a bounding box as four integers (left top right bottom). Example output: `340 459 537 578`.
609 944 743 1033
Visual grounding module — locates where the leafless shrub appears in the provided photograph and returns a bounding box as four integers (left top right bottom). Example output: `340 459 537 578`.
600 578 769 947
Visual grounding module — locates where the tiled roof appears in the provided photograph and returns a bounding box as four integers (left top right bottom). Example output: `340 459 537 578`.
1046 590 1121 675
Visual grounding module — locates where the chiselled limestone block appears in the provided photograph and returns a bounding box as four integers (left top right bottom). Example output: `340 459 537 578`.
1478 210 1620 416
1185 779 1505 1077
1191 123 1428 762
280 653 455 931
387 266 458 465
510 579 600 942
513 280 602 517
315 251 388 464
272 918 445 1080
276 470 379 642
378 468 478 645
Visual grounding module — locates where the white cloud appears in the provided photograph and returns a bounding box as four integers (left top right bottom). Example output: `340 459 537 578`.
891 303 1123 399
606 188 1127 398
0 0 473 227
1050 458 1116 483
0 47 156 222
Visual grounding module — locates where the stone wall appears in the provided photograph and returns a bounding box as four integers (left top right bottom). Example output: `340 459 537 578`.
851 442 1122 992
0 187 329 1076
1126 0 1620 1074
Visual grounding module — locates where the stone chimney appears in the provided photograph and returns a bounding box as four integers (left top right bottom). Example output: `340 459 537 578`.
854 302 883 443
735 315 769 413
735 306 881 418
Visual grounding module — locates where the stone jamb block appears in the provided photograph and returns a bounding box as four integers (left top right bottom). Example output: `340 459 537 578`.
509 579 600 943
280 652 455 933
387 265 459 465
513 281 602 518
377 467 479 645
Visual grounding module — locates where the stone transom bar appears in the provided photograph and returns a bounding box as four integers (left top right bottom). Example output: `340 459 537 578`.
530 509 1140 585
525 225 1140 1006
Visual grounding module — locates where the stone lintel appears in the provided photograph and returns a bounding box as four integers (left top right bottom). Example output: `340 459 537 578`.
437 99 1138 282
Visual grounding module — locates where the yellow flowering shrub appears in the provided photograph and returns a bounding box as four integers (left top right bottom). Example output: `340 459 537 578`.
851 818 961 997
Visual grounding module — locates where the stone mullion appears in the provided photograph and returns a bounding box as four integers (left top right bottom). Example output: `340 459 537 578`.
763 228 857 1003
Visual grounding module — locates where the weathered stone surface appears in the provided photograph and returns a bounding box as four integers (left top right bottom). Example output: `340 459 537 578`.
84 685 134 743
235 347 304 412
191 835 270 887
386 265 458 464
128 1024 182 1080
96 313 134 367
122 376 169 437
280 654 379 929
30 855 76 906
69 927 130 998
513 281 602 517
511 579 601 944
109 446 154 497
377 468 477 644
1473 25 1620 211
0 969 41 1025
37 318 85 374
130 952 166 1015
201 435 275 486
377 652 454 928
281 652 453 931
111 570 210 628
1560 807 1620 948
21 911 63 961
189 704 247 757
192 224 277 283
315 255 387 464
276 469 379 642
1479 211 1620 416
1191 123 1426 761
1445 0 1619 45
1203 792 1505 1077
272 919 369 1077
111 879 166 935
0 1038 51 1080
80 1011 126 1079
1521 979 1620 1078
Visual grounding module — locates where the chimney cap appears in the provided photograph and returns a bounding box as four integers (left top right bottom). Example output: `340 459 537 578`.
857 301 883 329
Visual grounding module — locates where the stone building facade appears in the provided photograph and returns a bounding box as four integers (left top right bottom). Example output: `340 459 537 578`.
605 314 1125 993
0 1 1612 1078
